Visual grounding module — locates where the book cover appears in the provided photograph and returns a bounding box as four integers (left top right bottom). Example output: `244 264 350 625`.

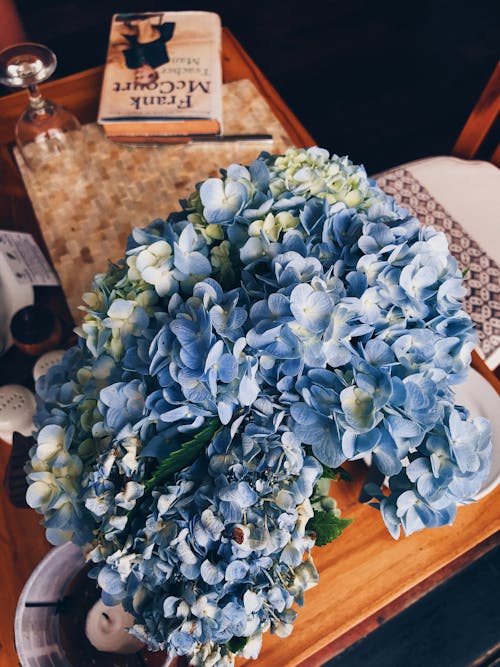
98 11 222 137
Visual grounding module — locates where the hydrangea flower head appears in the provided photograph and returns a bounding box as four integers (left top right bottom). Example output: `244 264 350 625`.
26 147 491 665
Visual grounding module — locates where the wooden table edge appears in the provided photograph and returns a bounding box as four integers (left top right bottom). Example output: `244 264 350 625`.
297 532 500 666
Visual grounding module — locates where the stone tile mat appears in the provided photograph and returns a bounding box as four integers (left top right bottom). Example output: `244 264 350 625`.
15 79 295 321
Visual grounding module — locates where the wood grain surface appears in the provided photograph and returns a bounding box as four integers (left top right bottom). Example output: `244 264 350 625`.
325 545 500 667
237 474 500 667
0 28 498 667
453 59 500 167
0 442 51 667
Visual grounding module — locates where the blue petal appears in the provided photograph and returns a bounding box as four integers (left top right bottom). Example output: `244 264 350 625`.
225 560 249 581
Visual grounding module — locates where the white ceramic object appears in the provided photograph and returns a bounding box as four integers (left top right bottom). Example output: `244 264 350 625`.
453 367 500 500
15 544 169 667
33 349 66 382
15 542 85 667
0 255 34 356
0 384 36 444
85 599 144 654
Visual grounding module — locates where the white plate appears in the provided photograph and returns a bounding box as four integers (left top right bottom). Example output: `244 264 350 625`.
454 367 500 500
363 367 500 501
0 256 34 356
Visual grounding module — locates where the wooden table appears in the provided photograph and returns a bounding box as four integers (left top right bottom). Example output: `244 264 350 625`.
0 29 499 667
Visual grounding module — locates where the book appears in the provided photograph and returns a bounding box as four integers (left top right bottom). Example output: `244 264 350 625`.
98 11 223 139
105 133 274 145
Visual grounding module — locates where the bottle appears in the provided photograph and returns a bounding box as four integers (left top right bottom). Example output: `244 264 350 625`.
10 305 62 357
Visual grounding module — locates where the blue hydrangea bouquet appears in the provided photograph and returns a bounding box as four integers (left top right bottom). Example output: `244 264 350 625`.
26 148 491 666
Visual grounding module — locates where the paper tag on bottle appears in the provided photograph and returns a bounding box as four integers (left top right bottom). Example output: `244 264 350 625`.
0 231 59 286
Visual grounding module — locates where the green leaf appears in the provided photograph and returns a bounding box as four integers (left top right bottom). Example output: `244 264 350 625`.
144 417 221 492
127 418 222 529
226 636 248 653
307 510 353 547
320 464 352 482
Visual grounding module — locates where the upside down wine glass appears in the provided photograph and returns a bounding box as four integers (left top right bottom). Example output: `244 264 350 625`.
0 43 81 169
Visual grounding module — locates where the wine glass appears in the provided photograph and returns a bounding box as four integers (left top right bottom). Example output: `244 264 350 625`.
0 43 81 169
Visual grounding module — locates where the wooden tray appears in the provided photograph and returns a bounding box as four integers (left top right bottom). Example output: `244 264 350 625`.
0 29 498 667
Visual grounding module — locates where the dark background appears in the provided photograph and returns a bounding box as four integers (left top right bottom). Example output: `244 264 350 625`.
11 0 500 173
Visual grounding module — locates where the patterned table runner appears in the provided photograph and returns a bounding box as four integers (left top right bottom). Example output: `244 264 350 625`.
377 167 499 365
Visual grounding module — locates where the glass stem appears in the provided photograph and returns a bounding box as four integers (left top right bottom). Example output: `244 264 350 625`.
27 83 46 111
